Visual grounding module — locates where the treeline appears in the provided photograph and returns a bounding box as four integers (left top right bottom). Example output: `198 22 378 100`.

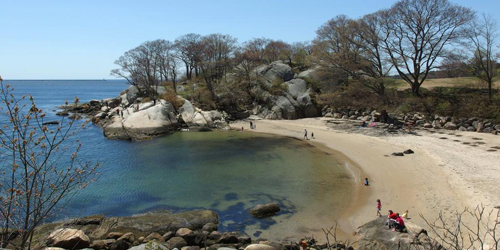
111 35 312 99
112 0 499 109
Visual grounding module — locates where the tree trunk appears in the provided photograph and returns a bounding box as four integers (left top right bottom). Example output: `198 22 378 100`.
411 81 420 96
185 64 190 80
488 79 492 102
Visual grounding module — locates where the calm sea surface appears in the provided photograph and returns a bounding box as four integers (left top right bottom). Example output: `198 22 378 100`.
2 80 353 239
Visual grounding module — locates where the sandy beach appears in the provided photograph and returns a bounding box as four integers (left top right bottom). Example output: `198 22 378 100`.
230 118 500 239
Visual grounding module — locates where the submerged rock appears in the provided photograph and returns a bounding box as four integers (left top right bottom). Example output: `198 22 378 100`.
249 203 281 218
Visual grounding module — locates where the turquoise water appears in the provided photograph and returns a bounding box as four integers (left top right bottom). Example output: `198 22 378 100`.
2 80 353 238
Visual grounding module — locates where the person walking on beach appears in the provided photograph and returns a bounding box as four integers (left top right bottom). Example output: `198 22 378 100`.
304 129 308 140
376 199 382 217
311 132 315 139
250 121 253 129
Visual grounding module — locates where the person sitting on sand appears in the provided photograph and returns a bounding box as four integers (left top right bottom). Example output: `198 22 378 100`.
364 178 369 186
394 213 406 232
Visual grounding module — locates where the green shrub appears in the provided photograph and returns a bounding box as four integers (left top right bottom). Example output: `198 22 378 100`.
269 78 288 96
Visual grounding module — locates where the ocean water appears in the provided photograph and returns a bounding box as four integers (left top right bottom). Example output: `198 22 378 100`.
1 80 353 239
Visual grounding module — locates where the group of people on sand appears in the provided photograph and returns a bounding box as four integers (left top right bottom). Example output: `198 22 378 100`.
377 199 408 232
303 129 314 140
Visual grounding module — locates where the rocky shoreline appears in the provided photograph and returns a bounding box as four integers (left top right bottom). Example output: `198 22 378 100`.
57 86 230 141
25 209 438 250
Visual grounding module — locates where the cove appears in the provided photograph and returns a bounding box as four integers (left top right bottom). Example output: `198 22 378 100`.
66 130 354 240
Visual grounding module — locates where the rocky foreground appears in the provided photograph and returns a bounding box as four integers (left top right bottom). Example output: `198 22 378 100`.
24 210 439 250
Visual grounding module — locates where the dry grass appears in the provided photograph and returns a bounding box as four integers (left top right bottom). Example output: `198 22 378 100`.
392 77 500 90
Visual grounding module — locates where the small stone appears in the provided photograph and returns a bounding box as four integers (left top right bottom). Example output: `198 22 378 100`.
403 149 414 154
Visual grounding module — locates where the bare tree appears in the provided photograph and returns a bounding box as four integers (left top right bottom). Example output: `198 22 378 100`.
464 14 499 101
156 39 180 93
313 15 363 76
0 80 99 250
174 33 203 80
421 205 499 250
234 47 261 81
380 0 474 95
111 40 163 100
354 12 395 95
438 52 470 78
196 33 238 99
242 37 271 63
264 40 291 63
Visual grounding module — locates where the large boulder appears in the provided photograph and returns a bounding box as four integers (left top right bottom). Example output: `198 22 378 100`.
249 203 281 218
255 62 294 83
91 239 116 249
125 86 141 104
249 65 320 119
355 217 440 250
297 67 319 80
166 237 187 249
129 241 168 250
46 228 90 249
179 100 228 129
244 244 276 250
110 210 219 234
285 79 308 98
103 100 178 140
444 122 457 130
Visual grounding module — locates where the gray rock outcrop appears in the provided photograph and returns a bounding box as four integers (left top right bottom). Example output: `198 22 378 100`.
103 100 178 140
355 217 440 250
178 100 228 130
255 62 294 83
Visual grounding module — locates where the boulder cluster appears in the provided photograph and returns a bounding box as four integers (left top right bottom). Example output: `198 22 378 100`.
33 212 444 250
322 106 500 135
35 210 304 250
354 217 441 250
58 86 229 141
247 62 320 120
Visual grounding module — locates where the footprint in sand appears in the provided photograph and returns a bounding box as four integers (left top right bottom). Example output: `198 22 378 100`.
453 140 460 142
491 146 500 149
487 149 497 152
455 135 462 137
463 142 471 145
476 142 486 145
469 144 478 147
472 137 483 140
439 137 447 139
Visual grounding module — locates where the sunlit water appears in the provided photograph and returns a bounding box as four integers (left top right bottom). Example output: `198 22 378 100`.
2 80 354 239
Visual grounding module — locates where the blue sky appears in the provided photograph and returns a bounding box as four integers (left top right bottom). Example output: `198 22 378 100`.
1 0 499 79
